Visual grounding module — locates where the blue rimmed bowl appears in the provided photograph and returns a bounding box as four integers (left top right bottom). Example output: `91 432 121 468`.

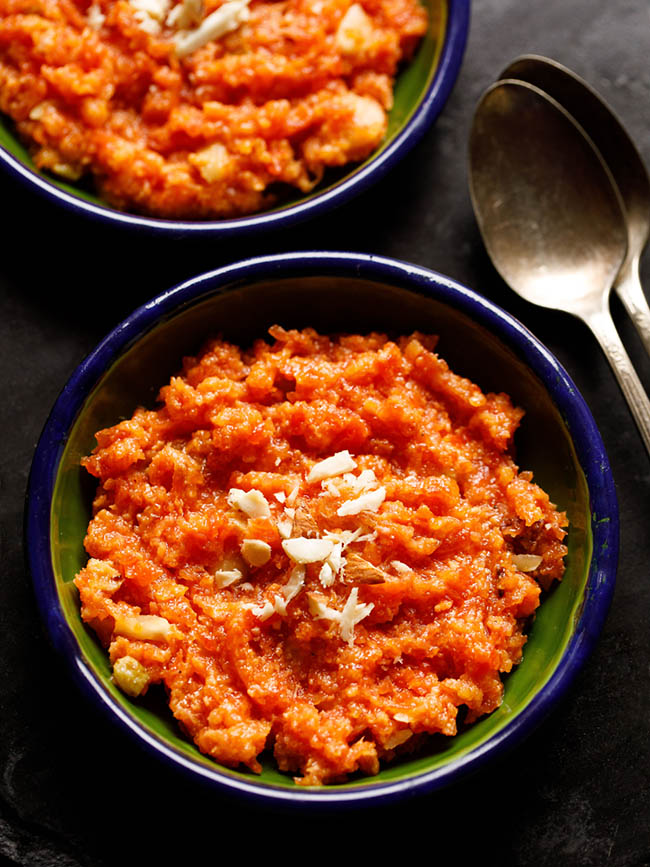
26 251 618 807
0 0 469 238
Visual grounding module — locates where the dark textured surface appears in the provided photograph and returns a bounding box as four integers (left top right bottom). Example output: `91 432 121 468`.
2 0 650 864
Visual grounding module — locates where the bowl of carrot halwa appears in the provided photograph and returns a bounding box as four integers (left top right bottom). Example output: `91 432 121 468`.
26 251 617 805
0 0 468 235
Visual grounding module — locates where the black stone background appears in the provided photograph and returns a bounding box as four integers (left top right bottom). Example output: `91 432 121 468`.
2 0 650 864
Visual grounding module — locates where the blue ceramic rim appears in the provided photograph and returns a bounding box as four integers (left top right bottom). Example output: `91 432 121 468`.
26 251 618 808
0 1 469 238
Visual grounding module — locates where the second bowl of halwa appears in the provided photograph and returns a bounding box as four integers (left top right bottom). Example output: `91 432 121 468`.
0 0 469 234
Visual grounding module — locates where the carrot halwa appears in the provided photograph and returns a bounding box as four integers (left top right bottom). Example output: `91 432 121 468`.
74 326 567 785
0 0 429 217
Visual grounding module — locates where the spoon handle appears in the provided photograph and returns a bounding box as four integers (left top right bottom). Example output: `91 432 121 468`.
614 258 650 357
585 306 650 457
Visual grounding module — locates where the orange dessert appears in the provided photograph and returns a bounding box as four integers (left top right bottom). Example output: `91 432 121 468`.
0 0 429 218
74 326 567 785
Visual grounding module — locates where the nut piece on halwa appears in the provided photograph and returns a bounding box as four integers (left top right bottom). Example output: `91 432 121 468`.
114 613 176 642
335 3 375 55
303 92 387 168
212 552 247 587
189 143 232 184
241 539 272 566
306 450 357 483
112 655 150 697
277 513 294 539
336 486 386 516
286 483 300 507
166 0 203 29
129 0 171 34
291 506 319 538
81 558 122 587
282 537 334 563
309 587 374 644
213 568 244 587
227 488 271 518
172 0 251 58
344 552 387 585
512 554 543 572
339 93 387 157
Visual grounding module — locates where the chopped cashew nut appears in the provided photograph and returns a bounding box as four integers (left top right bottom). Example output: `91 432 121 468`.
323 528 373 547
326 541 344 573
339 587 374 643
86 558 121 586
248 599 275 621
309 588 374 643
213 568 243 588
173 0 251 58
52 162 83 180
29 103 47 121
348 469 378 493
335 2 374 54
128 0 170 33
282 565 306 603
114 613 175 642
277 514 293 539
286 483 300 507
241 539 272 566
243 566 305 621
112 656 150 697
306 450 357 483
273 595 288 616
308 593 342 623
213 553 246 587
189 142 232 184
282 537 334 563
227 487 271 518
336 486 386 516
512 554 543 572
319 562 335 587
247 592 289 620
323 469 377 497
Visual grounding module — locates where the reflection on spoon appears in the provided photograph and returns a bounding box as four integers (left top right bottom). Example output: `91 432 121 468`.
469 79 650 457
500 55 650 355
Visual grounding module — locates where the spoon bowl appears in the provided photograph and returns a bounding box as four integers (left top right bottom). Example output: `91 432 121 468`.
499 55 650 352
469 80 626 316
469 79 650 456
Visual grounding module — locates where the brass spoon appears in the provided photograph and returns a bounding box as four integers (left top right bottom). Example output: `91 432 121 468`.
469 79 650 455
500 55 650 354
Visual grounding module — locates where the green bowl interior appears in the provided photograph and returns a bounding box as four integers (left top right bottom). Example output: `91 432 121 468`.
50 275 592 791
0 0 446 217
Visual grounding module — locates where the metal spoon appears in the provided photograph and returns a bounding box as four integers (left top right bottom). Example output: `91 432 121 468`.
500 55 650 355
469 79 650 456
